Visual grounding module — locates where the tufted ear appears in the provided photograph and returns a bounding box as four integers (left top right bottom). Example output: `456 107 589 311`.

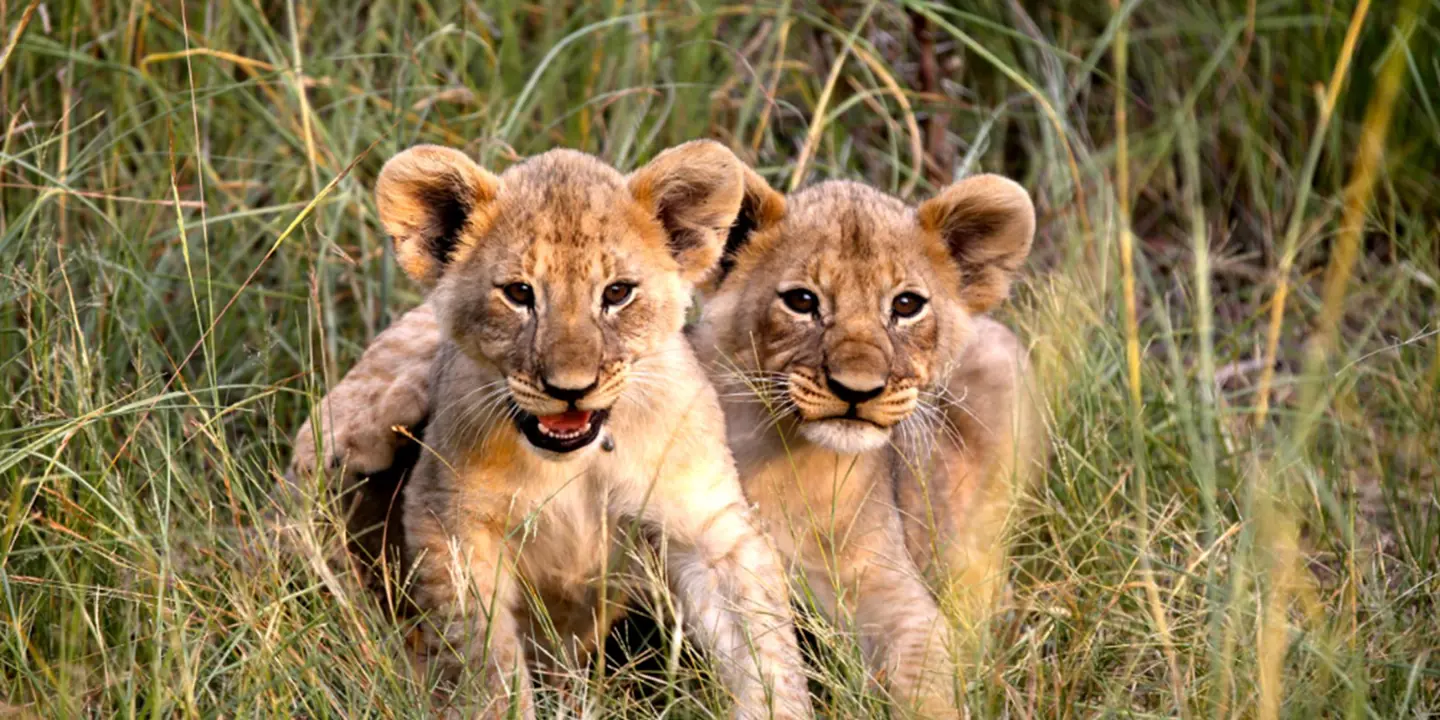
917 174 1035 314
375 145 501 287
627 140 748 284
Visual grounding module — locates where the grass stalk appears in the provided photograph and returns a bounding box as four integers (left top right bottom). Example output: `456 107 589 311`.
3 3 1437 716
1258 6 1416 719
1252 0 1373 426
787 0 877 191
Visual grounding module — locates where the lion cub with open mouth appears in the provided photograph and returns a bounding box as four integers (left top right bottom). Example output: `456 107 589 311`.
309 142 810 719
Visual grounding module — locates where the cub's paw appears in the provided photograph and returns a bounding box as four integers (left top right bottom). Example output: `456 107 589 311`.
285 303 441 485
288 376 428 483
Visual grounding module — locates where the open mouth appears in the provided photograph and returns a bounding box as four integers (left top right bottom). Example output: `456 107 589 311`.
513 405 610 454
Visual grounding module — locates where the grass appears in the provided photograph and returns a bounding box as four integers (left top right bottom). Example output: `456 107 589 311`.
2 0 1438 716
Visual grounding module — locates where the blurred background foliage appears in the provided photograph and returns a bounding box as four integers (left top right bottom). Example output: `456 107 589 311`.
1 0 1436 716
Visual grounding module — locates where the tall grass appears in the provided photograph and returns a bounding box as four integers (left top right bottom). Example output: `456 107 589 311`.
2 0 1437 716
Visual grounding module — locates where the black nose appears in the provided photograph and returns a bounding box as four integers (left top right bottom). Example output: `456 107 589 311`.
825 374 885 405
542 380 596 405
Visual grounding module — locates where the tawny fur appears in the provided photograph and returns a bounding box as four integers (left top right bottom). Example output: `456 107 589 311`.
294 141 811 720
287 302 440 583
290 302 439 484
289 166 1043 719
693 175 1043 717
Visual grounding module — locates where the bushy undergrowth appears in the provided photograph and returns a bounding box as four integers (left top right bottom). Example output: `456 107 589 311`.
1 0 1436 717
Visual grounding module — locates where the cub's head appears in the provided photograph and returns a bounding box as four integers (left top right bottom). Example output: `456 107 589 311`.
703 172 1034 454
376 141 745 456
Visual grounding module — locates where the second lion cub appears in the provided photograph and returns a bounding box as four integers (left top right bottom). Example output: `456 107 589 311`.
696 170 1043 716
339 141 810 719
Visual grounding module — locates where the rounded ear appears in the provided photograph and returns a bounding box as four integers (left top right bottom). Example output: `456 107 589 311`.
917 174 1035 313
627 140 748 284
714 164 786 284
375 145 500 287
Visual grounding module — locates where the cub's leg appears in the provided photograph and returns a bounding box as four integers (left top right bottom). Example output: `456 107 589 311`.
807 500 962 718
897 316 1041 648
639 482 812 719
406 459 533 720
288 301 440 484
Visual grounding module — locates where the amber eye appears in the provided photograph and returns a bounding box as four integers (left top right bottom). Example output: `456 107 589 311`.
602 282 635 308
502 282 534 307
780 288 820 315
892 292 927 319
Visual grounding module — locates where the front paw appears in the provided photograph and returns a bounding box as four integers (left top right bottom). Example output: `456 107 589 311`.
288 413 407 484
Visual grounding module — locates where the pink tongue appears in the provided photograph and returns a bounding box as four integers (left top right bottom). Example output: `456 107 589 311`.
537 410 593 432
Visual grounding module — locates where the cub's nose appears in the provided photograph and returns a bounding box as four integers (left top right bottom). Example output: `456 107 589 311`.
824 371 885 405
541 379 597 405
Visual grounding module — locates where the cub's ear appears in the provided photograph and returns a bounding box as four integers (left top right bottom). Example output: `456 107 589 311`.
375 145 500 287
713 164 786 286
917 174 1035 314
627 140 747 284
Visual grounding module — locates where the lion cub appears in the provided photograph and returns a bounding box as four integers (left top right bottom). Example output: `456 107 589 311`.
692 170 1042 716
304 142 811 719
291 165 1041 717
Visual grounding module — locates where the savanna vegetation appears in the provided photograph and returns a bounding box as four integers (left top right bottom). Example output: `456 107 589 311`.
1 0 1436 716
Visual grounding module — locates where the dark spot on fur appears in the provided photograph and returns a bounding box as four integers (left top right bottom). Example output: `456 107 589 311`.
838 196 877 261
656 179 712 256
718 201 757 278
941 199 1005 259
419 174 473 266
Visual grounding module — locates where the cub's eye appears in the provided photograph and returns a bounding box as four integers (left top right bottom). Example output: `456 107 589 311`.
502 282 534 307
892 292 928 319
780 288 820 316
602 282 635 308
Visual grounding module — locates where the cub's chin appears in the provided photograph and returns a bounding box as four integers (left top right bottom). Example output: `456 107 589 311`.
797 418 891 454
